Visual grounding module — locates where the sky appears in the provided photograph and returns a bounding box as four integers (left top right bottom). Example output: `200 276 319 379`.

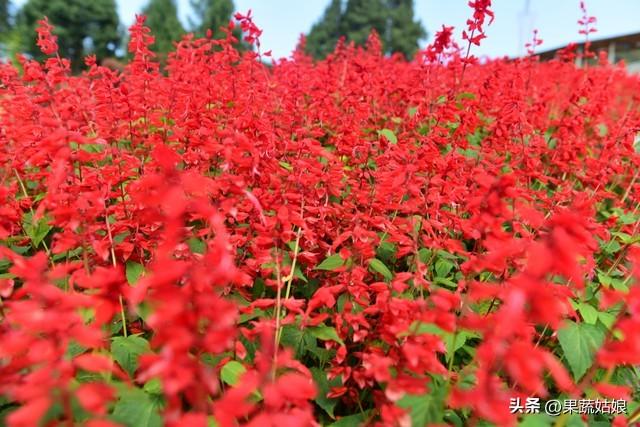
13 0 640 59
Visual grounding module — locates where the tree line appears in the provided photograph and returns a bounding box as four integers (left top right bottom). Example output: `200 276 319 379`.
0 0 426 70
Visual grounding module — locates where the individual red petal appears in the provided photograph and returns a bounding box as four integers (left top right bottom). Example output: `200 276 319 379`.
6 396 51 427
76 382 114 415
74 354 113 373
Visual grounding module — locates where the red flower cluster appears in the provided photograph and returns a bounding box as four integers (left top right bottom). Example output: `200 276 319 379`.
0 6 639 427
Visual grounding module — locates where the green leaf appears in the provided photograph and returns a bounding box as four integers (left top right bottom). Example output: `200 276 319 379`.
378 128 398 144
368 258 393 281
111 387 163 427
418 248 432 264
111 335 151 377
397 381 446 426
279 161 293 172
577 303 599 325
126 261 145 286
376 239 397 262
435 258 454 278
597 123 608 137
328 410 373 427
597 311 617 329
65 340 87 360
457 148 480 159
293 264 308 283
307 325 344 346
444 332 469 361
434 277 458 289
557 321 606 380
280 324 309 357
143 378 162 395
311 367 340 418
456 92 476 100
518 413 555 426
187 237 206 254
315 254 345 271
22 212 52 248
221 361 246 386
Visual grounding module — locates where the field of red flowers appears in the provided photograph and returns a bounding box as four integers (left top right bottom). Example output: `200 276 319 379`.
1 2 640 426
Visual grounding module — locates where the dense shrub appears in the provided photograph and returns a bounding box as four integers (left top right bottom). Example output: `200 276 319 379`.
0 5 639 427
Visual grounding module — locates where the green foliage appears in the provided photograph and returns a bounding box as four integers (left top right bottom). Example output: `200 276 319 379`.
16 0 120 70
339 0 387 50
111 335 151 377
368 257 393 280
305 0 342 60
125 261 146 286
22 211 52 249
188 0 248 51
142 0 185 57
307 325 344 346
327 411 373 427
190 0 228 37
111 386 163 427
557 320 606 380
220 360 246 386
315 253 345 271
305 0 426 59
378 128 398 144
396 378 447 426
386 0 426 59
0 0 10 37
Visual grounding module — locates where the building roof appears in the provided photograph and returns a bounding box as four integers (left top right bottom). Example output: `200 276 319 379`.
537 31 640 60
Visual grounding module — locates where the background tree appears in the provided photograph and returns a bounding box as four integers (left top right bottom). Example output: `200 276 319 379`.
188 0 247 51
17 0 120 69
305 0 342 59
0 0 10 37
189 0 231 38
142 0 185 57
306 0 426 59
339 0 387 48
386 0 427 58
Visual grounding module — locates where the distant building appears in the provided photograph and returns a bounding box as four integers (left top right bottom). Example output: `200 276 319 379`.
537 32 640 73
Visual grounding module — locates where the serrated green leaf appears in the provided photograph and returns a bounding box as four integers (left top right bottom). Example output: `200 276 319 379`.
307 325 344 346
126 261 145 286
221 361 246 386
557 321 606 380
111 387 163 427
315 254 345 271
112 335 151 377
378 128 398 144
368 258 393 281
397 381 446 426
280 324 307 357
